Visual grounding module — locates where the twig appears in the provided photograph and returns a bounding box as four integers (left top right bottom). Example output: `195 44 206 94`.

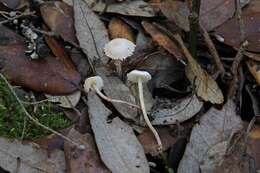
188 0 201 58
200 24 225 74
227 0 247 98
0 73 85 150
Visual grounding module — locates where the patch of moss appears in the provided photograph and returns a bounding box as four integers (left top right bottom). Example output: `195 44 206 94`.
0 77 71 139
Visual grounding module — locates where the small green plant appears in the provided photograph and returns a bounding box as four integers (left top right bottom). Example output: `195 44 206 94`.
0 77 71 139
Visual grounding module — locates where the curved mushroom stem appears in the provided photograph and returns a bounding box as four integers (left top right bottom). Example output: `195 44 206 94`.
137 78 163 152
114 60 123 79
94 86 140 109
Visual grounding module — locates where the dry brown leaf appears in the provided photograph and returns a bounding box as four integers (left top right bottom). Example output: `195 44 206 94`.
247 60 260 85
215 0 260 52
174 34 224 104
160 0 235 31
87 91 149 173
138 127 177 156
85 0 156 17
177 100 243 173
0 137 65 173
74 0 109 65
0 26 80 94
247 125 260 171
142 21 184 61
40 1 77 45
151 95 203 125
64 128 111 173
108 18 135 42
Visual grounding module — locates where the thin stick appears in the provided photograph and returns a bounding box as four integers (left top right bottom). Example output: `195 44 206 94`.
0 11 36 25
0 73 85 150
200 24 225 74
94 86 140 109
138 78 162 151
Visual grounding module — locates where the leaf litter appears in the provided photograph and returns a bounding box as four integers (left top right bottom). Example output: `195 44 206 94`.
0 0 259 172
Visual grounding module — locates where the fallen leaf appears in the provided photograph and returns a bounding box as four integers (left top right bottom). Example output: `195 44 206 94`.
74 0 109 65
97 67 138 121
160 0 235 31
64 128 110 173
151 95 203 125
138 127 177 156
247 125 260 171
0 46 80 94
177 100 243 173
215 0 260 52
0 137 65 173
142 21 184 61
40 1 77 45
85 0 156 17
247 60 260 85
0 0 27 9
173 34 224 104
45 91 81 108
214 132 250 173
88 91 149 173
108 18 135 42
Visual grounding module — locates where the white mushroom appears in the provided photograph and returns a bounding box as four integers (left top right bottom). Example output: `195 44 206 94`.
104 38 135 78
127 70 162 151
84 76 139 109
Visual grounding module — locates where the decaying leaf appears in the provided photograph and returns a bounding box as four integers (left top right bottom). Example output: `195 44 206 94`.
247 60 260 85
85 0 156 17
151 95 203 125
45 91 81 108
160 0 235 31
40 1 77 44
74 0 109 65
142 22 184 61
186 55 224 104
88 92 149 173
0 26 80 94
138 127 177 156
173 34 224 104
177 100 243 173
215 0 260 52
109 18 135 42
0 137 65 173
64 128 110 173
247 125 260 171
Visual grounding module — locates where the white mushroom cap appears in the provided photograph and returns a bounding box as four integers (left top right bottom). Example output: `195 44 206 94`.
104 38 136 60
84 76 104 92
127 70 151 83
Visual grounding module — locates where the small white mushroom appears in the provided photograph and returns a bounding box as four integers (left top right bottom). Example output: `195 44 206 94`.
84 76 139 109
104 38 135 78
127 70 162 151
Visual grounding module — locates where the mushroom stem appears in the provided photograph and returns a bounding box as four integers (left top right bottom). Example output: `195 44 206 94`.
94 86 140 109
137 78 162 151
114 60 123 79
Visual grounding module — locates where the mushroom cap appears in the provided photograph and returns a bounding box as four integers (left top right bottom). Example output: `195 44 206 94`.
104 38 136 60
127 70 151 83
84 76 104 92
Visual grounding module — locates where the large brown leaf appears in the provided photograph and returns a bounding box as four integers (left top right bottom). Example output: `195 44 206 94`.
177 100 243 173
88 92 149 173
0 26 80 94
215 0 260 52
160 0 235 31
40 1 77 45
73 0 109 65
64 128 110 173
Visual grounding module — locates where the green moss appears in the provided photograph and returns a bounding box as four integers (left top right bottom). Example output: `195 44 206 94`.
0 77 71 139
